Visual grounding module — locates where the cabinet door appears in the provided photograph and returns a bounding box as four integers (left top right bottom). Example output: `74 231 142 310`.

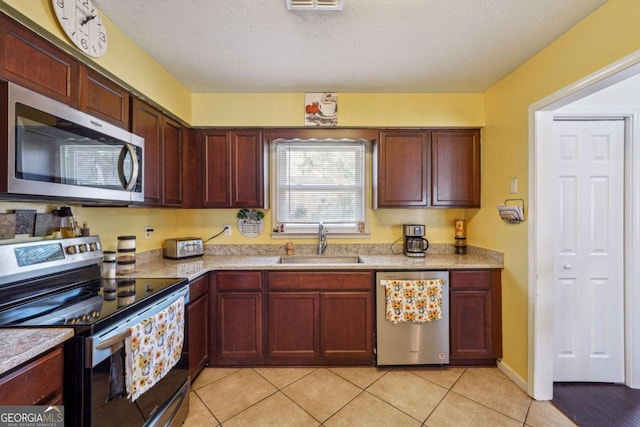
216 292 264 365
320 292 373 363
375 130 429 207
0 15 78 106
449 270 502 365
231 130 264 207
188 294 209 378
162 116 184 206
0 346 63 405
267 292 320 363
131 98 163 205
201 130 231 207
431 130 481 208
188 274 209 378
79 65 130 128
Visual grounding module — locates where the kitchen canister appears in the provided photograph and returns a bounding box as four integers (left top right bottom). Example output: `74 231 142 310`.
102 250 117 279
117 235 136 274
454 219 467 255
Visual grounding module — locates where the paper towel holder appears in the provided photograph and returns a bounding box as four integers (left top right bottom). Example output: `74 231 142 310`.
497 198 525 224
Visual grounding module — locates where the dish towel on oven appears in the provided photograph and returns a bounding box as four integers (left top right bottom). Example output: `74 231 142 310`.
124 296 185 401
381 279 443 323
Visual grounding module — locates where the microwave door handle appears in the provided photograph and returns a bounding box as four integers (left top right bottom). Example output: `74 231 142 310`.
118 144 139 191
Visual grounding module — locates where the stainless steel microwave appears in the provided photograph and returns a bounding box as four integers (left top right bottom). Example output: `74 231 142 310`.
1 82 144 204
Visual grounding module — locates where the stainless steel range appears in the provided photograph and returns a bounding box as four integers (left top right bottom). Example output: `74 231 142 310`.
0 236 190 427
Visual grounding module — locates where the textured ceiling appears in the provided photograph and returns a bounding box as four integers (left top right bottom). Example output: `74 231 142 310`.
93 0 607 93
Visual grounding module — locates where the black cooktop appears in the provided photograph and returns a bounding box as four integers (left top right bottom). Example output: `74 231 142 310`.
0 269 186 334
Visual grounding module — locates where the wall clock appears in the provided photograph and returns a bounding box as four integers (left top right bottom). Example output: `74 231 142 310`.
52 0 108 58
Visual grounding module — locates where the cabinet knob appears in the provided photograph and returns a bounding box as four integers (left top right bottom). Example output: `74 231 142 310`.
563 264 571 270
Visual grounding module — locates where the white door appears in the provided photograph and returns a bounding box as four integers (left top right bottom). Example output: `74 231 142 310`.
552 119 625 382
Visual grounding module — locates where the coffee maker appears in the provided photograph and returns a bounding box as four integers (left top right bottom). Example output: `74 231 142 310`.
403 224 429 257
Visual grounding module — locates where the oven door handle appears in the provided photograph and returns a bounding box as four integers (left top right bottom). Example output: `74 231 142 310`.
95 329 131 352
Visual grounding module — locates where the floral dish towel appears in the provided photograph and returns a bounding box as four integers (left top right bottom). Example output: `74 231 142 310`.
382 279 443 323
125 296 185 401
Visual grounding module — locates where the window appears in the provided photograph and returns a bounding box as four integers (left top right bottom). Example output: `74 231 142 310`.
272 139 369 235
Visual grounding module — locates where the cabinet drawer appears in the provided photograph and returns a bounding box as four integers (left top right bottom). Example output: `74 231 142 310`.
189 274 209 300
450 270 492 290
216 271 262 291
0 346 63 405
268 271 372 291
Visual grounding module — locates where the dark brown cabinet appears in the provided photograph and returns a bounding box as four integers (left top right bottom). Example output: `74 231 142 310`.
211 271 264 365
199 129 265 208
0 346 63 405
0 13 78 106
431 129 481 208
266 271 373 365
375 129 481 208
79 65 130 129
187 274 209 379
268 292 319 361
376 130 429 207
131 98 185 206
449 269 502 365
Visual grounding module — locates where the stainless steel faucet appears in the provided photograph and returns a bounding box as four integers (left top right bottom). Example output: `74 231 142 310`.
318 222 327 255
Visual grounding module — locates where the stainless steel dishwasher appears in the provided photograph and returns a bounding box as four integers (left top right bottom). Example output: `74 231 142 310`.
376 271 450 365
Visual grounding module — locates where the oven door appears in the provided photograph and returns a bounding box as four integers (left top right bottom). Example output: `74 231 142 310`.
81 286 190 427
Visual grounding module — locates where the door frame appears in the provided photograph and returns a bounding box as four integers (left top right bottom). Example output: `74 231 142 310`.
529 51 640 400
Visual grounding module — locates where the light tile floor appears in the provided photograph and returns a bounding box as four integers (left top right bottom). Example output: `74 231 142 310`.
183 366 576 426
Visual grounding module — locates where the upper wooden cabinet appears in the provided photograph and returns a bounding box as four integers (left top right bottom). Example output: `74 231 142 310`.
0 13 78 106
375 130 430 207
375 129 481 208
198 129 265 208
79 65 130 128
131 98 184 206
431 129 481 208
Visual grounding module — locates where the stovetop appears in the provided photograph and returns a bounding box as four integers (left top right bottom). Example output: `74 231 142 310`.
1 275 187 334
0 236 186 335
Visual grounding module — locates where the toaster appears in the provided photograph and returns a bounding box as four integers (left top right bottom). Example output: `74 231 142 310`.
163 237 204 259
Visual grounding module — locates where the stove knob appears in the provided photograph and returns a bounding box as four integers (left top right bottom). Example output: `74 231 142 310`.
91 311 100 318
66 245 77 255
81 314 90 321
78 244 88 252
90 242 98 251
69 318 78 324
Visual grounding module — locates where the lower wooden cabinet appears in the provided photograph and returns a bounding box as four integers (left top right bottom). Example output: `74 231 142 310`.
268 292 319 361
187 274 209 379
449 269 502 365
267 271 373 365
211 271 264 365
0 345 63 405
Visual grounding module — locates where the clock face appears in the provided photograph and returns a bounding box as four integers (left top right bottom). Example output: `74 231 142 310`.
52 0 108 58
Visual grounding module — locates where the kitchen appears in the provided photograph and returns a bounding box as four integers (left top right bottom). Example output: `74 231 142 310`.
0 0 639 426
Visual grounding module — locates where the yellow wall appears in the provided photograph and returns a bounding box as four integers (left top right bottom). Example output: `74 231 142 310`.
476 0 640 380
192 92 484 127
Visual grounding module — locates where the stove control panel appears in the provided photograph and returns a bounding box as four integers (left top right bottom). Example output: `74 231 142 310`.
0 236 104 286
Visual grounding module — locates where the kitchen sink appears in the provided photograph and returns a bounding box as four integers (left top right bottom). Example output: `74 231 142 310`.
278 256 364 264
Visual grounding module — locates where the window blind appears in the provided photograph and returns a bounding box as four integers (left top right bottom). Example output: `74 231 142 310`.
275 140 365 225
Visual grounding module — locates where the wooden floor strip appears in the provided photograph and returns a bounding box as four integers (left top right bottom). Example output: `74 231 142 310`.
552 382 640 427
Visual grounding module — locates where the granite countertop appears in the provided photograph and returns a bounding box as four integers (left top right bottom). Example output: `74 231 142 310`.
0 328 73 375
129 249 503 282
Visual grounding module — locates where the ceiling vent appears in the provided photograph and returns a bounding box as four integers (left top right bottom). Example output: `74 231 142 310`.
286 0 345 11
